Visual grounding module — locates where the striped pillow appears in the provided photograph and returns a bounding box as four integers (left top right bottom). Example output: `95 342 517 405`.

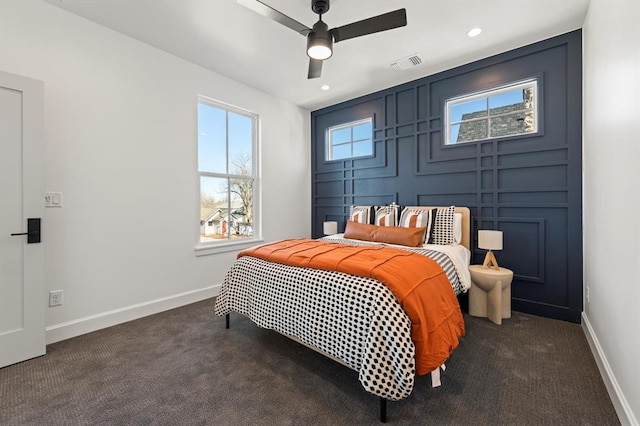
374 205 400 227
398 207 436 244
429 206 456 245
350 206 373 224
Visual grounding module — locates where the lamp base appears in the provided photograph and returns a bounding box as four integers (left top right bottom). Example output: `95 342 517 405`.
482 251 500 270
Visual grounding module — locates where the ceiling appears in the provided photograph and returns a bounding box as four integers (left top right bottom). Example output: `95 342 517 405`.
47 0 589 111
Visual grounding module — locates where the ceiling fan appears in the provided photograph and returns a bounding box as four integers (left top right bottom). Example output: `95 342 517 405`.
238 0 407 79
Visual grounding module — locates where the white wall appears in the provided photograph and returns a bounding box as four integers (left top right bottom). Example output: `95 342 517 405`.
0 1 311 342
583 1 640 425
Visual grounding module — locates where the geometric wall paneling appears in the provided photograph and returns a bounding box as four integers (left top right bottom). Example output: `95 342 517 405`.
385 94 395 125
498 165 567 190
497 148 568 168
311 30 582 322
416 133 429 169
495 217 546 284
498 190 568 205
350 147 394 176
415 171 477 193
418 157 478 175
500 207 570 304
481 170 494 190
353 178 398 198
428 133 478 162
314 179 345 197
480 207 494 218
395 88 415 123
481 193 493 203
315 194 344 207
481 142 493 154
417 138 478 174
417 85 428 119
417 192 477 207
353 194 398 206
397 124 414 136
351 140 397 178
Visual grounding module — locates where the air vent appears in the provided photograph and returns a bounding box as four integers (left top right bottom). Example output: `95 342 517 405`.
390 53 424 71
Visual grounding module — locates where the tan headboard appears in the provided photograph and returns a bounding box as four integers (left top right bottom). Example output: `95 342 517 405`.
405 206 471 250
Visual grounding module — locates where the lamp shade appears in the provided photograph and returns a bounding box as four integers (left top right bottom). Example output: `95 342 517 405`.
323 221 338 235
478 230 503 251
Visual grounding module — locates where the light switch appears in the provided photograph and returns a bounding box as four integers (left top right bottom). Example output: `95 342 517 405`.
45 192 63 208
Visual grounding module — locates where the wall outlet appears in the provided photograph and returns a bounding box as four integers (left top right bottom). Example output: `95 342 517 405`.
49 290 63 307
585 286 590 304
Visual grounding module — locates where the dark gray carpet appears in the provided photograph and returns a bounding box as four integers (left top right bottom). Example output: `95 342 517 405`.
1 298 619 425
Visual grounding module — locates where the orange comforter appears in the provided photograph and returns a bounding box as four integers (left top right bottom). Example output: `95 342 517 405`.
238 239 465 375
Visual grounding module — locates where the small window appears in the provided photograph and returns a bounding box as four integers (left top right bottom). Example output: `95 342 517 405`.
198 96 259 245
326 118 373 161
445 79 538 145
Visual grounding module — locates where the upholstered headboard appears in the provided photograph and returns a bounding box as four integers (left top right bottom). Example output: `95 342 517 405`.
405 206 471 250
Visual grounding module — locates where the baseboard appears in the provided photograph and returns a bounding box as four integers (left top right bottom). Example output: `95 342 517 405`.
582 312 638 426
46 284 221 345
512 298 581 323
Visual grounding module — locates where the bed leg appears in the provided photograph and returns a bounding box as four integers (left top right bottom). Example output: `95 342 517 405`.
380 397 387 423
225 313 229 329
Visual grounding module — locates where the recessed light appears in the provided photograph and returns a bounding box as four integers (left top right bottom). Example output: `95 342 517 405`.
467 27 482 37
321 85 330 91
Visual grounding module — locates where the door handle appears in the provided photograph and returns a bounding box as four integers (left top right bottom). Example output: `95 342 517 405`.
10 218 41 244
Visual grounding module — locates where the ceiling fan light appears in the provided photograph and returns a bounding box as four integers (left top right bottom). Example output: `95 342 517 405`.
307 43 332 60
307 35 333 60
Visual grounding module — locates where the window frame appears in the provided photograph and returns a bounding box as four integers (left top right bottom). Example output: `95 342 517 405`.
195 95 262 256
444 78 539 145
325 117 374 161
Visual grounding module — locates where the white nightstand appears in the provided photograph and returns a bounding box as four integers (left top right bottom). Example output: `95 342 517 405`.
468 265 514 325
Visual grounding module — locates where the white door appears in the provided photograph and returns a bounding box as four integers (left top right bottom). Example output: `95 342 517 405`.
0 71 46 367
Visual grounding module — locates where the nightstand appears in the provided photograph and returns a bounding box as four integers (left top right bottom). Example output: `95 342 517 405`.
468 265 514 325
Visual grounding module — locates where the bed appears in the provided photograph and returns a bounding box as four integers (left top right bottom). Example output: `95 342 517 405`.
214 206 471 422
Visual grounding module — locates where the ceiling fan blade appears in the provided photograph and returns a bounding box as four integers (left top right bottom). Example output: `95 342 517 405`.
308 59 323 79
238 0 311 36
330 8 407 43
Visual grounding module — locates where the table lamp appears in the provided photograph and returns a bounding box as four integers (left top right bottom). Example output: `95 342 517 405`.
323 221 338 235
478 230 503 270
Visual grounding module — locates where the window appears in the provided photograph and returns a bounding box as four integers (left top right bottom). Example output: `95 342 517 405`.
198 96 258 245
445 78 538 145
326 117 373 161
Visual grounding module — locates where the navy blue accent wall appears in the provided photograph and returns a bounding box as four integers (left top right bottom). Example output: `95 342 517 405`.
311 30 583 323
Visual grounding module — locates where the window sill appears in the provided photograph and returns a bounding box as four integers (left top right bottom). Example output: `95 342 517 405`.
194 238 264 257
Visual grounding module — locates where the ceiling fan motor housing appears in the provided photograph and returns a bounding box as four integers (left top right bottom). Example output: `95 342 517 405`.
312 0 330 15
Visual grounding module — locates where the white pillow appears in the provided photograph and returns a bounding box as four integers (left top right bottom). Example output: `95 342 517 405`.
454 212 462 244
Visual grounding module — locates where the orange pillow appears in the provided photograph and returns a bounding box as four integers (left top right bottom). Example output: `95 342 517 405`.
343 220 426 247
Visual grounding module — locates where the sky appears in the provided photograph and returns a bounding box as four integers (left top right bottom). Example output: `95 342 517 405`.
330 120 373 160
198 102 253 201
